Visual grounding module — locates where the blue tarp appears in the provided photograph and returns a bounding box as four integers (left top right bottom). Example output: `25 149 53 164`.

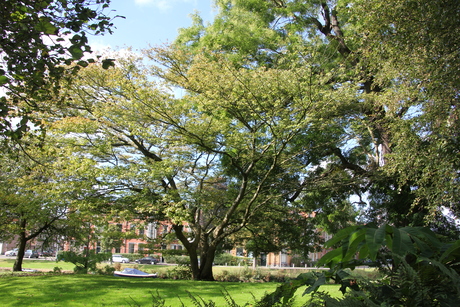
114 268 157 278
119 268 151 275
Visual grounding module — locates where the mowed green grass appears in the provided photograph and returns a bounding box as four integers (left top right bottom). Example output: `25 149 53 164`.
0 258 342 306
0 258 76 272
0 274 341 306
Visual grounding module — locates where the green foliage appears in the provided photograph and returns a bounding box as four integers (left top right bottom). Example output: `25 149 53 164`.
0 0 118 137
24 0 459 283
163 255 190 265
166 265 192 280
256 224 460 306
57 250 111 274
213 254 251 266
97 265 116 275
0 135 99 272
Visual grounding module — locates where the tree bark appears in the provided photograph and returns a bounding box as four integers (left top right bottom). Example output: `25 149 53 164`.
13 222 28 272
197 245 217 281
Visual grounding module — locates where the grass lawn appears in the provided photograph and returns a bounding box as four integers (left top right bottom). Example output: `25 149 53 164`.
0 274 341 306
0 258 343 306
0 258 75 272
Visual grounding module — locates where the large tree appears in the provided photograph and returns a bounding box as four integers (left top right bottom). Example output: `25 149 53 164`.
36 47 348 280
171 0 459 228
351 0 460 221
0 0 117 137
0 133 104 271
34 0 459 279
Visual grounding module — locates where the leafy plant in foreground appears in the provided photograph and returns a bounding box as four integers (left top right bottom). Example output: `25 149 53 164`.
255 224 460 306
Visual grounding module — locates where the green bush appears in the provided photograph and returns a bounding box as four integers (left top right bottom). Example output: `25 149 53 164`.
164 255 190 265
214 270 243 282
57 250 111 274
97 265 116 275
213 254 252 266
166 265 192 280
212 268 291 283
254 225 460 306
161 249 188 256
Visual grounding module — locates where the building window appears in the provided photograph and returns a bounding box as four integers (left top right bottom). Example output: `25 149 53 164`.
128 243 135 254
147 223 157 239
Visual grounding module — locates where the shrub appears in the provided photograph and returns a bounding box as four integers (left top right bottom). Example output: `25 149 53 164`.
57 250 111 274
166 265 192 280
213 254 252 266
213 253 235 265
97 265 116 275
214 270 241 282
113 262 121 271
254 225 460 306
164 255 190 265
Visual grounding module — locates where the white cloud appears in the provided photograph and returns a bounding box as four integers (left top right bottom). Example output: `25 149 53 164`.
134 0 195 11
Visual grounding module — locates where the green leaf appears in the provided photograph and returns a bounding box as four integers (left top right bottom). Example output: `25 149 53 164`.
440 240 460 263
102 59 115 69
385 227 394 250
68 46 84 60
303 274 326 295
77 60 89 68
317 247 343 267
35 17 57 35
0 76 8 85
324 225 360 248
358 243 369 259
343 228 366 262
392 227 414 257
400 227 437 258
366 224 387 260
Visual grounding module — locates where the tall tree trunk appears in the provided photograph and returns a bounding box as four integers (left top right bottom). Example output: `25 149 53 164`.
188 247 200 280
13 224 28 272
197 246 216 281
177 228 218 280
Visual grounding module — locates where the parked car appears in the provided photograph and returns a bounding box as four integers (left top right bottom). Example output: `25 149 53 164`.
112 254 129 263
39 250 55 257
135 256 159 265
4 248 18 256
24 250 39 258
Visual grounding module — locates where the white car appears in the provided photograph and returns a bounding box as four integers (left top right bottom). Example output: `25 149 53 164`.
5 248 18 256
112 254 129 263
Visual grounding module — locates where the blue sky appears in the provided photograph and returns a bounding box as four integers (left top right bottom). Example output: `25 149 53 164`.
88 0 216 52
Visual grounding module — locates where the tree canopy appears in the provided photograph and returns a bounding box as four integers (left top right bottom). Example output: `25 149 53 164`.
0 0 118 137
4 0 458 281
0 132 102 271
171 0 459 228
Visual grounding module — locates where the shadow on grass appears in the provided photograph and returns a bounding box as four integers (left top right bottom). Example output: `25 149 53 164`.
0 274 278 306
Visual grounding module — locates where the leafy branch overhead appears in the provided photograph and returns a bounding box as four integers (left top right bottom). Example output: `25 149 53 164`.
0 0 121 137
